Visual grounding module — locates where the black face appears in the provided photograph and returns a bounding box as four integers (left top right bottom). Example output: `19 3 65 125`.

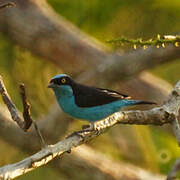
49 76 73 87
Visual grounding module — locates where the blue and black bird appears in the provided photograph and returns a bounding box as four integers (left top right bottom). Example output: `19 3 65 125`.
48 74 155 123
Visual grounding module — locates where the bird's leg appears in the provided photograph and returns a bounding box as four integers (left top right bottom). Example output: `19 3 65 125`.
67 123 95 139
81 122 102 135
82 124 91 129
84 119 113 135
66 122 101 148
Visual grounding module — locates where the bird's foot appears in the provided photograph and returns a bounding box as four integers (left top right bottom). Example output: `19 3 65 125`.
82 124 91 130
82 123 102 136
66 130 91 143
82 123 95 131
67 123 101 142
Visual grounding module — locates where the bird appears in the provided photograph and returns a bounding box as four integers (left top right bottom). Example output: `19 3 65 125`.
48 74 155 123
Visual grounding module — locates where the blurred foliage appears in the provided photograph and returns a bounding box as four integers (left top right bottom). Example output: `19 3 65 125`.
0 34 60 117
152 59 180 85
0 0 180 179
48 0 180 39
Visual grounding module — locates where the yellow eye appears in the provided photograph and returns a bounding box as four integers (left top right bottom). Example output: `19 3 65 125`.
61 78 66 83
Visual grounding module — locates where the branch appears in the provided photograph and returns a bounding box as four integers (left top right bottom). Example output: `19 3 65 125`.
0 79 179 179
93 45 180 82
167 111 180 180
0 2 15 10
107 35 180 49
0 76 32 131
19 84 32 130
167 158 180 180
19 83 46 147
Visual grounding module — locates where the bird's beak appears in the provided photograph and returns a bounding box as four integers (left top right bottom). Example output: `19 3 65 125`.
47 82 56 88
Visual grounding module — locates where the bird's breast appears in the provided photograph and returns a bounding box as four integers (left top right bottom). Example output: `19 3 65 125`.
57 95 77 114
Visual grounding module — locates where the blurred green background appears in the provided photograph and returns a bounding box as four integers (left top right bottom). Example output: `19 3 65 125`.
0 0 180 179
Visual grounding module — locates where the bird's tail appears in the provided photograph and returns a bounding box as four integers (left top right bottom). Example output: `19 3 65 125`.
123 100 156 106
134 100 156 105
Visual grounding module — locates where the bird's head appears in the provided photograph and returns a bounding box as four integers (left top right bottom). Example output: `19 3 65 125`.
48 74 73 88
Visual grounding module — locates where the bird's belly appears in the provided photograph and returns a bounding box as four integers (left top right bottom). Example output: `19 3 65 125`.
58 96 124 122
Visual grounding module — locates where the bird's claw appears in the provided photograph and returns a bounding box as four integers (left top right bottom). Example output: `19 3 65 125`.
82 124 91 129
82 123 101 136
66 123 100 141
66 130 91 140
82 123 95 131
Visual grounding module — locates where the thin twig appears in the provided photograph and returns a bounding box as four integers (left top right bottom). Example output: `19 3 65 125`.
19 84 32 130
19 84 46 147
0 76 26 131
32 120 46 148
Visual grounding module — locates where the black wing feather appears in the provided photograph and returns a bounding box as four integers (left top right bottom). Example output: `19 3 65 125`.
97 88 131 99
72 83 130 108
